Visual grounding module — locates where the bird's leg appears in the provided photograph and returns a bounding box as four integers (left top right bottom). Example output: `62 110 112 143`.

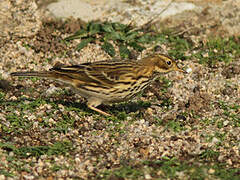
87 98 111 116
88 105 111 116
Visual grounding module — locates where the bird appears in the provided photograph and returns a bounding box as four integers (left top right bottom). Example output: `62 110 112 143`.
11 54 185 116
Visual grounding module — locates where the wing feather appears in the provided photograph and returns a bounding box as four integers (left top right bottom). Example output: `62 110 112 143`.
50 60 140 88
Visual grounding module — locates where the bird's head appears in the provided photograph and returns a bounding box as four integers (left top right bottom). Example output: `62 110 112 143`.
147 54 185 73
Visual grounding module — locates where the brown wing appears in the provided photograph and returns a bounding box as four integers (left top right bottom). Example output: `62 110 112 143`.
50 60 139 88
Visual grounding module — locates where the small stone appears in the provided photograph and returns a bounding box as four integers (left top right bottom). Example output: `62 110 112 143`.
45 85 60 96
9 96 17 101
48 118 55 124
211 137 220 144
223 120 229 126
157 170 163 176
46 104 52 110
218 154 224 161
37 166 43 174
146 108 153 115
139 119 145 124
33 121 39 129
227 159 232 165
202 52 209 57
28 115 36 121
23 175 35 180
38 160 44 167
145 174 151 180
126 116 132 121
58 104 65 111
208 168 215 174
176 171 185 178
186 67 192 73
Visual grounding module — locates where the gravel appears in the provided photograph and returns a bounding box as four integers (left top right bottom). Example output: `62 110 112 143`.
0 0 240 179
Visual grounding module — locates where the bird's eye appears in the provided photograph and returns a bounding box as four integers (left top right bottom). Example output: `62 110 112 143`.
166 60 172 66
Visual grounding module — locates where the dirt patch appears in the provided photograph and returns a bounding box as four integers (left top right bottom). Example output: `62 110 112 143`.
222 63 240 79
184 90 211 115
30 18 86 55
0 80 11 91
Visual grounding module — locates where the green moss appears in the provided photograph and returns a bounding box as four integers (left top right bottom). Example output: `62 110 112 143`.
192 37 240 66
0 141 73 158
99 157 240 180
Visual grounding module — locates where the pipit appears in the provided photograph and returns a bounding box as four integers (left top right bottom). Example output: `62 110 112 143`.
11 54 185 116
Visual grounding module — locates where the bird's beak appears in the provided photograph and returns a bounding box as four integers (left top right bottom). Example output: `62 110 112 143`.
175 64 186 73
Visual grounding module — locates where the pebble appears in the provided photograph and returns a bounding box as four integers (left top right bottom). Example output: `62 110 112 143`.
33 121 39 129
223 120 229 126
28 114 36 121
9 96 17 101
23 175 35 180
186 67 192 73
145 174 152 180
211 137 220 144
46 85 61 96
208 168 215 174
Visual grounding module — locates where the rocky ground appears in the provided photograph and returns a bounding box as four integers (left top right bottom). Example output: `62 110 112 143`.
0 0 239 179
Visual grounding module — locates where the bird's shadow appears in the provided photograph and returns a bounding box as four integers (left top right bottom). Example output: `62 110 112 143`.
51 99 152 116
109 101 151 115
1 97 151 116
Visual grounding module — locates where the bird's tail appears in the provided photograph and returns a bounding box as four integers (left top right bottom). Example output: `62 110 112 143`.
10 71 53 78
